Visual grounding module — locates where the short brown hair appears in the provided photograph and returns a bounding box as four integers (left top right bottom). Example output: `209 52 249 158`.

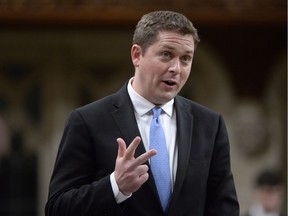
133 11 200 53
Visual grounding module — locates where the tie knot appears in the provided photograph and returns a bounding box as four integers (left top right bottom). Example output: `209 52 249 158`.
152 107 162 118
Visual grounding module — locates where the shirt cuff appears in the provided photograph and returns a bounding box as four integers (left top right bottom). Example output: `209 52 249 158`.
110 172 132 203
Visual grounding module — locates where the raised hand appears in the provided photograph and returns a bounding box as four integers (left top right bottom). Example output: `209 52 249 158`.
114 136 157 195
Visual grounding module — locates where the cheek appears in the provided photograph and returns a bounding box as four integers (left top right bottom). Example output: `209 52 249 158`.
181 69 191 83
141 58 161 73
261 192 282 210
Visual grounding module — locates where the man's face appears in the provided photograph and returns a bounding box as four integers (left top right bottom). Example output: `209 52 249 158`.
131 31 195 105
257 186 284 213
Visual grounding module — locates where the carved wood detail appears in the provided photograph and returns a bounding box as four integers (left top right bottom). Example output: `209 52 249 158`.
0 0 286 26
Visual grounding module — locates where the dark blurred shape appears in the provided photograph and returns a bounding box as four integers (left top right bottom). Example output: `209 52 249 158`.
2 64 31 82
255 170 283 188
0 131 37 216
25 84 42 124
0 96 9 112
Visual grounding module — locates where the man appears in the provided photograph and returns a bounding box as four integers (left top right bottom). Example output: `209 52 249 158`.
243 170 284 216
45 10 239 216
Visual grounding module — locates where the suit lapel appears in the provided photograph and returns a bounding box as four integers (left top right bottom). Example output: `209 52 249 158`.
170 96 194 205
110 84 146 158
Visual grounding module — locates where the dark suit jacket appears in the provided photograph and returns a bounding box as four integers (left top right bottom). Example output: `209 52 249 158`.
45 83 239 216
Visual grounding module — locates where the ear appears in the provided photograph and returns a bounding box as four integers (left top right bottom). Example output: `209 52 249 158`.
131 44 142 67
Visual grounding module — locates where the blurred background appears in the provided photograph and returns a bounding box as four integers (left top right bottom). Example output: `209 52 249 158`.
0 1 286 215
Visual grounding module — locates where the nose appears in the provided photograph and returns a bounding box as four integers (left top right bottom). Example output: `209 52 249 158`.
168 58 181 74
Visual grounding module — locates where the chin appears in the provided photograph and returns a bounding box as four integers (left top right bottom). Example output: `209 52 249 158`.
158 96 175 104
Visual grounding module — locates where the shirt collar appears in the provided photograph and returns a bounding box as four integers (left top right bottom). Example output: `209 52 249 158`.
127 77 174 117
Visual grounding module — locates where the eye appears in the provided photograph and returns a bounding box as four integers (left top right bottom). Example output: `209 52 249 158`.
181 55 192 64
161 51 172 59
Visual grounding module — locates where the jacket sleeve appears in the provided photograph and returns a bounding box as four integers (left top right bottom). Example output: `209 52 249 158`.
45 110 124 216
204 116 239 216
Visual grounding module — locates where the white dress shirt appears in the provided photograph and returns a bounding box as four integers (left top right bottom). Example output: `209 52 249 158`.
110 78 178 203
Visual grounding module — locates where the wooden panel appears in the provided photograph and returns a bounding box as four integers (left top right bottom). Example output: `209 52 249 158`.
0 1 286 26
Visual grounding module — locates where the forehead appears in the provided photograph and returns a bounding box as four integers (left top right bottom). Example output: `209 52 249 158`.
154 31 195 50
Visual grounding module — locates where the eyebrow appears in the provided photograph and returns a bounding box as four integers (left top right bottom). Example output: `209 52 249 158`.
161 44 194 54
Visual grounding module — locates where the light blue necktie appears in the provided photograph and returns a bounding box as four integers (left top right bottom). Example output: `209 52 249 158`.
150 107 171 212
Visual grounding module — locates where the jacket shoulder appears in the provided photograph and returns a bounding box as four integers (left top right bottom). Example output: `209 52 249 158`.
175 95 220 117
75 83 129 116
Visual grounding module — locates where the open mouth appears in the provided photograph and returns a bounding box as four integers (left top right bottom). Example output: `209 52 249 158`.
163 80 176 86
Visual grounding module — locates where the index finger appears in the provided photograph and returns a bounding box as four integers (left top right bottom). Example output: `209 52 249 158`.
124 136 141 159
134 149 157 166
